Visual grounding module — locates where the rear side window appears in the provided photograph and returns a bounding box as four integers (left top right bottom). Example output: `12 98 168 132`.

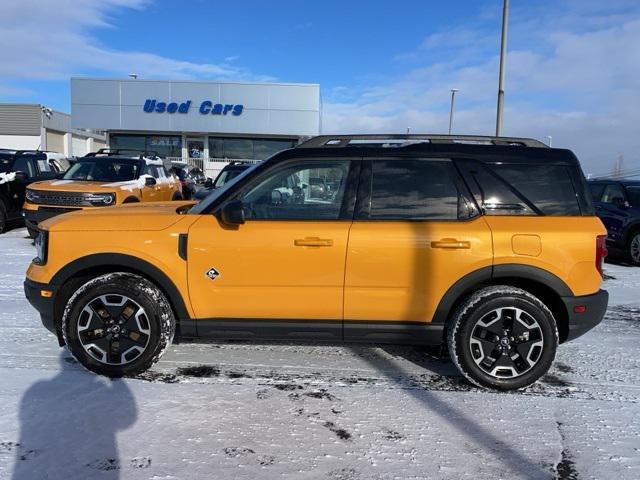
367 159 476 220
457 160 582 216
589 183 605 202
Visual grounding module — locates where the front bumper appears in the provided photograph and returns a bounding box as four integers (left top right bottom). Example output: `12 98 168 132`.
24 278 58 337
561 289 609 342
23 206 81 229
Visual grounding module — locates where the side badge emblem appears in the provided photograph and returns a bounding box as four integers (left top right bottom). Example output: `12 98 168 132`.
205 267 220 281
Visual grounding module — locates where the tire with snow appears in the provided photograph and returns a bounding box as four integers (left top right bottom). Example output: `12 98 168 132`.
447 286 558 390
62 272 175 377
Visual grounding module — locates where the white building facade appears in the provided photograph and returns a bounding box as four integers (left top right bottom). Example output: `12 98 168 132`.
71 78 321 177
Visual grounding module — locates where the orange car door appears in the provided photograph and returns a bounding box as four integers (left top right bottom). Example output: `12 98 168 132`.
344 158 493 340
187 159 359 328
140 165 163 202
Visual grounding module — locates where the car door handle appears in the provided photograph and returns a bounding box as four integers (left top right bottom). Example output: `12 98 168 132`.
294 237 334 247
430 238 471 249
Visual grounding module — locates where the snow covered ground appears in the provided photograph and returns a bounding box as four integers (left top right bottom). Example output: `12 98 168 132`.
0 226 638 480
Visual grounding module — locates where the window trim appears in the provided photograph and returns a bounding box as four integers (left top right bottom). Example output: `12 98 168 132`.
225 158 361 222
354 157 479 222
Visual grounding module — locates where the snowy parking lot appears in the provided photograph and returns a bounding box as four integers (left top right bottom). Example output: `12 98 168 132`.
0 226 638 480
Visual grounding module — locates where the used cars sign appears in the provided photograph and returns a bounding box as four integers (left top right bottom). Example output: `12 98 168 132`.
143 99 244 116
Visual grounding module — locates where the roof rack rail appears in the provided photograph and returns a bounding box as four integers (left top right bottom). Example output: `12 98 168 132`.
85 148 161 159
12 150 47 157
297 134 548 149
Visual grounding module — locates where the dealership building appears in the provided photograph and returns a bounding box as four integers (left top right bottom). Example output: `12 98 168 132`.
70 77 321 177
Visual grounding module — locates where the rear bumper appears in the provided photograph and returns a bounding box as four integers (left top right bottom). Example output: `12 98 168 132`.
24 278 57 336
23 206 81 229
561 289 608 342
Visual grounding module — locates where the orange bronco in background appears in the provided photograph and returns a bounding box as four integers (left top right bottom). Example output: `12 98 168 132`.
22 149 182 237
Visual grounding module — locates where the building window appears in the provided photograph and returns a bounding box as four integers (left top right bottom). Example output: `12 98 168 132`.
208 137 296 160
110 134 182 157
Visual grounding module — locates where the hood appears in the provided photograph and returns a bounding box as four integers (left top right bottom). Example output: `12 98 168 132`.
28 179 127 193
41 201 196 232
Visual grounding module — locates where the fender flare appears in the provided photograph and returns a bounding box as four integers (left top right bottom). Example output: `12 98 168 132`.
431 264 573 324
50 253 191 323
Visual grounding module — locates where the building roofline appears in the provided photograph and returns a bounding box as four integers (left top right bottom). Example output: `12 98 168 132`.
70 77 320 88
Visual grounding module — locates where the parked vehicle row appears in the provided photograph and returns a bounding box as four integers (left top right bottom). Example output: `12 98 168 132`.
24 134 609 390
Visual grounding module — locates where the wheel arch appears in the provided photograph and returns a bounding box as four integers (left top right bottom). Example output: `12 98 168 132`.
50 253 192 340
623 221 640 244
434 264 572 343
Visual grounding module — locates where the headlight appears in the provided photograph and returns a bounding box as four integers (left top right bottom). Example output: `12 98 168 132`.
83 193 116 206
33 231 48 266
25 189 40 203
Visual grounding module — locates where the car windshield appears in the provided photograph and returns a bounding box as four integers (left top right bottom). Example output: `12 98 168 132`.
63 159 140 182
190 163 259 214
626 186 640 206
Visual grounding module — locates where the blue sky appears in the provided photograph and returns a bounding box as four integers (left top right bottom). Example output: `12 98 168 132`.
1 0 640 174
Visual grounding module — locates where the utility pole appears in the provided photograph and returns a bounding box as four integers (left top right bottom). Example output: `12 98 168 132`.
495 0 509 137
448 89 459 135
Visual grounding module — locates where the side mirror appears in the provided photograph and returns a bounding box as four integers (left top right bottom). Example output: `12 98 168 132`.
13 171 28 181
145 176 157 186
219 201 245 225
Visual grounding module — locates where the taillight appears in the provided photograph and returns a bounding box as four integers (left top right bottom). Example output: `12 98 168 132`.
596 235 608 276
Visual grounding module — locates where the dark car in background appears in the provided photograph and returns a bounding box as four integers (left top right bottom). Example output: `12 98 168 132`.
0 149 56 233
194 161 253 201
171 162 206 200
589 180 640 265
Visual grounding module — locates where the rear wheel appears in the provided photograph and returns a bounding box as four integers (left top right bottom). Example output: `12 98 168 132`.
62 273 175 377
628 231 640 266
448 286 558 390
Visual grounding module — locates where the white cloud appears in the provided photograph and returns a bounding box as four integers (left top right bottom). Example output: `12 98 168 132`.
0 0 255 84
323 4 640 174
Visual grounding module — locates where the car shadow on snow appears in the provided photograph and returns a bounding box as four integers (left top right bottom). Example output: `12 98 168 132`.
349 345 556 478
10 352 137 479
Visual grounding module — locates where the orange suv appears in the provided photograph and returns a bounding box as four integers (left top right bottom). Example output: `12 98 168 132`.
24 135 608 390
23 149 182 237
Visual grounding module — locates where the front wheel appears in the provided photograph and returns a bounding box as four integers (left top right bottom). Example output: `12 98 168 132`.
447 286 558 390
62 273 175 377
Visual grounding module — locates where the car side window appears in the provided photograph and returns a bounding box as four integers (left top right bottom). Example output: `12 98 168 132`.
601 184 626 204
589 184 606 202
12 157 36 178
239 160 350 220
367 159 473 220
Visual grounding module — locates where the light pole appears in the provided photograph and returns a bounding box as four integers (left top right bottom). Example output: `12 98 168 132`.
546 135 553 147
448 88 459 135
495 0 509 137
